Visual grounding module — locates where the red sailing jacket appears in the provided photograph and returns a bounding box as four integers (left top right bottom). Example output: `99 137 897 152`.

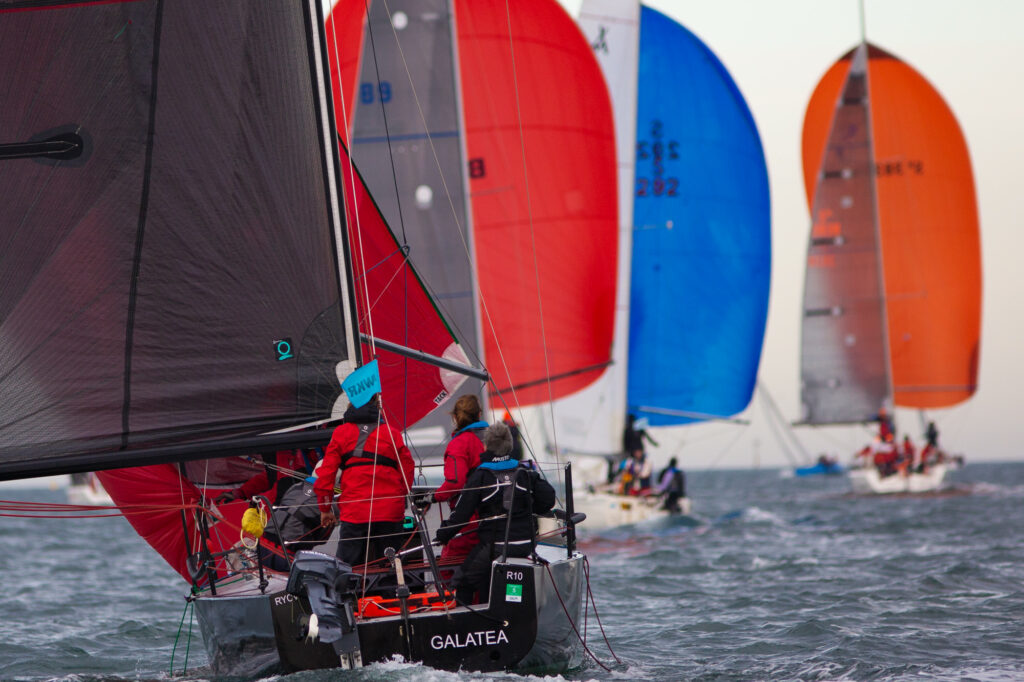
433 423 487 505
313 421 414 524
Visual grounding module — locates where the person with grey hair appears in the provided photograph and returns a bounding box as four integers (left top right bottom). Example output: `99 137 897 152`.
434 421 555 604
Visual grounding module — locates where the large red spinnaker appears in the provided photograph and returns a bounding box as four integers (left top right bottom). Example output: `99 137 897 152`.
327 0 618 408
454 0 617 405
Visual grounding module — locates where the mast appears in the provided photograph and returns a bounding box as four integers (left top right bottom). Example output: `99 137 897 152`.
859 43 896 413
309 0 362 408
858 0 867 44
857 1 893 411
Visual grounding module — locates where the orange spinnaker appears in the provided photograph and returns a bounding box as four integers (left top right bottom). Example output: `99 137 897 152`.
802 44 981 409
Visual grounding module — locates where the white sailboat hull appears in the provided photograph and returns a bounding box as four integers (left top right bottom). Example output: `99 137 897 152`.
66 474 113 505
848 463 947 494
574 490 690 531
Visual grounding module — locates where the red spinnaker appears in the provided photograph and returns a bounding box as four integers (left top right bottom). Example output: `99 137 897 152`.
327 0 617 408
454 0 617 405
99 464 288 583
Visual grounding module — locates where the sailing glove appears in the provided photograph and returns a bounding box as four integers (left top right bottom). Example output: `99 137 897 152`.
434 519 455 545
411 491 434 509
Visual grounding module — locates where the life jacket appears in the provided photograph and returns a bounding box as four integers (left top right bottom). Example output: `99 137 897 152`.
357 591 455 619
314 421 411 524
338 426 401 474
472 466 538 545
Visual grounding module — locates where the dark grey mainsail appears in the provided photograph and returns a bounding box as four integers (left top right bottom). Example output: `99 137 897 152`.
0 1 359 479
347 0 484 447
800 44 890 424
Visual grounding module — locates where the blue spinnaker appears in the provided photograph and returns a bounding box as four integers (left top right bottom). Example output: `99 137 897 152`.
627 7 771 427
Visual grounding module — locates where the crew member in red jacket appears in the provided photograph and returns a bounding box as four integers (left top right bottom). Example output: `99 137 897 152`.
431 394 487 560
214 449 317 504
314 395 414 567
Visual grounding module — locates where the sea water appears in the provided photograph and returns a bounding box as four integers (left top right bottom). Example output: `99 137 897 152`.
2 462 1023 681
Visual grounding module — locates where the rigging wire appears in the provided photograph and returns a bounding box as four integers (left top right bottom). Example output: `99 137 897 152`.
331 1 456 469
499 0 563 489
169 598 194 676
324 9 424 595
318 7 599 628
700 424 750 470
358 0 415 428
327 0 380 371
340 0 566 481
543 563 617 672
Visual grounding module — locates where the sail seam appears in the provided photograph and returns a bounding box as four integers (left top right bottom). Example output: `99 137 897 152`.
121 0 164 450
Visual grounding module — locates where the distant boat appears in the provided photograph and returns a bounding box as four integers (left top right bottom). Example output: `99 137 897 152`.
794 458 844 477
66 472 112 506
799 42 981 494
555 1 771 528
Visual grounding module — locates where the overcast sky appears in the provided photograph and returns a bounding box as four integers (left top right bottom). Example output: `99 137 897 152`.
551 0 1023 469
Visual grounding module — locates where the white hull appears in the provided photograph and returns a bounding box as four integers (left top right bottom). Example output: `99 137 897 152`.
574 490 690 531
848 464 947 494
66 474 113 505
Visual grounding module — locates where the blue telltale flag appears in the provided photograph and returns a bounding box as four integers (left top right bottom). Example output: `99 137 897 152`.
342 360 381 408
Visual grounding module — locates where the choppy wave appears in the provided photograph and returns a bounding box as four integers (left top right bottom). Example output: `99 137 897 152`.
3 462 1024 681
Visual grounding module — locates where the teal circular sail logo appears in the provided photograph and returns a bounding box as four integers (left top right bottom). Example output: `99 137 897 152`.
275 338 293 362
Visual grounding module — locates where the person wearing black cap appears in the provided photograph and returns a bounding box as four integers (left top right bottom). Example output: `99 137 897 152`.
434 421 555 604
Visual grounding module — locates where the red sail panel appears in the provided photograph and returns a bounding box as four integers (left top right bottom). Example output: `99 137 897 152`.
97 466 201 582
867 46 981 408
801 44 981 410
340 144 469 428
324 2 367 140
98 465 270 582
455 0 617 405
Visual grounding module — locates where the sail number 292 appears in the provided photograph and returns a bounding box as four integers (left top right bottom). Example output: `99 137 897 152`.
636 177 678 197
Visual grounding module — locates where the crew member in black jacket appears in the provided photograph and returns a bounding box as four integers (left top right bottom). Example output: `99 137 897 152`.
434 421 556 604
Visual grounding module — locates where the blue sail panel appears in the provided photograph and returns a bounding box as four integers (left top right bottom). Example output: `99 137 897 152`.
627 7 771 427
